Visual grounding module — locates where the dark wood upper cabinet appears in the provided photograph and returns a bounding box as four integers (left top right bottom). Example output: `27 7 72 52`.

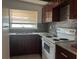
42 0 77 23
56 45 76 59
60 0 77 19
70 0 77 19
59 0 77 19
53 5 60 21
42 3 60 23
42 4 53 22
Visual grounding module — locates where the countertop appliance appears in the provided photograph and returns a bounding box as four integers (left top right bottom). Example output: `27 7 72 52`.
42 28 76 59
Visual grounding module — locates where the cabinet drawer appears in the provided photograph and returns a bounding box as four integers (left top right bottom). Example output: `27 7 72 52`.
56 45 76 59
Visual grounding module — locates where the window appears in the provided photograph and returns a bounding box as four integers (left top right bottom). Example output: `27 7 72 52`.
10 9 38 29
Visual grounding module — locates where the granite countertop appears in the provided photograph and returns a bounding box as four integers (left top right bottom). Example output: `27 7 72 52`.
56 41 77 55
9 32 45 35
9 32 53 37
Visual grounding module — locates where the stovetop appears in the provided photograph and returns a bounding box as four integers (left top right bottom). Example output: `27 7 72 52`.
43 35 70 44
47 38 70 44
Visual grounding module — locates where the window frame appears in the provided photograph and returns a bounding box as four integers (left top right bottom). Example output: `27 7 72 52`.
10 9 38 29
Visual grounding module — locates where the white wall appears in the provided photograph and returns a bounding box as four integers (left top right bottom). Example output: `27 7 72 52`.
2 0 10 58
2 29 10 59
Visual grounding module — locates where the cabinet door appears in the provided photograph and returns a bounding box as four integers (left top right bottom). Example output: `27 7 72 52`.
53 5 60 21
42 4 60 23
45 5 53 22
42 5 53 23
56 45 69 59
45 5 49 22
70 0 77 19
56 45 76 59
10 35 42 57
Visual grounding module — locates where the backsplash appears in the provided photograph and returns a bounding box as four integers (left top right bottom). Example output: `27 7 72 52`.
55 19 77 28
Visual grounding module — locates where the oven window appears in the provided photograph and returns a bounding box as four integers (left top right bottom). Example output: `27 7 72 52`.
44 43 50 53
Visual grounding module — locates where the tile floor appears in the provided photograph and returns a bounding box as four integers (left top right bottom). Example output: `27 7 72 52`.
10 54 42 59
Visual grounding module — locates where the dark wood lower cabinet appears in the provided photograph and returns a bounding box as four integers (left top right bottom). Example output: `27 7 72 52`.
56 45 76 59
10 34 42 57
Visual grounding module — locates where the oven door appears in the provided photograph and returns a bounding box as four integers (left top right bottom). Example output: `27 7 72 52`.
42 39 51 59
42 38 55 59
44 42 50 53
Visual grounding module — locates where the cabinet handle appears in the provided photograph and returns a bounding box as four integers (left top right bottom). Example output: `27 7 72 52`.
60 52 68 58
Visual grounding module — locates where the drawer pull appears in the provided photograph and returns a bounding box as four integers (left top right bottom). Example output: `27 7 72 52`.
60 52 68 58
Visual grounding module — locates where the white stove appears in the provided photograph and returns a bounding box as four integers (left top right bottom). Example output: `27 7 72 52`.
42 28 76 59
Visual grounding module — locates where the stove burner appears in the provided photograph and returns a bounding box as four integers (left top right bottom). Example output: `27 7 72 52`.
59 38 69 40
53 39 59 41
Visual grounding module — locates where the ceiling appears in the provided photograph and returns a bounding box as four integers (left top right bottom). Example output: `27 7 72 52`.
19 0 48 5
